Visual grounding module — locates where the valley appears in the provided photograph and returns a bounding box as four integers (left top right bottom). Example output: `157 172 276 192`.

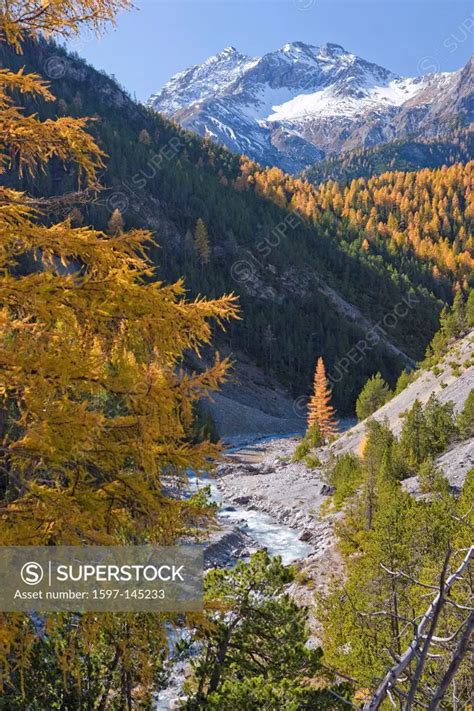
0 3 472 706
4 38 471 418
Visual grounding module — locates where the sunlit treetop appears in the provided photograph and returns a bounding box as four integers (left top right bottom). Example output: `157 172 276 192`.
0 0 131 48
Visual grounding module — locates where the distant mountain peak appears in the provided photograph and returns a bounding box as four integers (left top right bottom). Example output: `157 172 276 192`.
211 45 243 61
279 40 317 54
321 42 346 52
147 43 472 173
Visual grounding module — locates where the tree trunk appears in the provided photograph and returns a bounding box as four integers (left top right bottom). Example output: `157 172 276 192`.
428 611 474 710
207 627 232 695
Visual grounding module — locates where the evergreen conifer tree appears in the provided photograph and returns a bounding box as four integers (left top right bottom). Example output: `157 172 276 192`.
457 388 474 439
356 372 391 421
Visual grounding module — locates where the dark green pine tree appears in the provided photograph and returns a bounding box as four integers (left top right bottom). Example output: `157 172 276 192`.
186 551 351 708
356 372 392 421
399 400 428 469
457 389 474 440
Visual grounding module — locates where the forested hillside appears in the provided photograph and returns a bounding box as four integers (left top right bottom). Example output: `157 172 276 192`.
2 38 471 412
302 127 473 184
1 3 472 707
239 158 473 284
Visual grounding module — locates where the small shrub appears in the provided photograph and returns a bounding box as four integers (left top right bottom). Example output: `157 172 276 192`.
291 423 323 462
306 422 323 448
291 439 310 462
457 389 474 440
295 570 314 587
304 454 321 469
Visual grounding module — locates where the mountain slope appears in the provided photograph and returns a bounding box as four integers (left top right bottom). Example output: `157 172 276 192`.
332 329 474 487
302 127 474 184
2 38 458 414
148 42 473 172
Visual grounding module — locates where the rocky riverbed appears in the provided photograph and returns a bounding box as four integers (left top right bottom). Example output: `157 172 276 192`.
213 436 345 611
217 438 335 547
156 438 333 710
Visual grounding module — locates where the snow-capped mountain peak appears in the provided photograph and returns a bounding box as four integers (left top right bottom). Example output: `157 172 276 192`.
147 42 472 173
147 46 257 115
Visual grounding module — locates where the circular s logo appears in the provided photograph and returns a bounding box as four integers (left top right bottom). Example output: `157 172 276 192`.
230 259 255 285
106 191 130 214
293 395 308 420
21 562 44 586
43 56 67 80
417 56 440 75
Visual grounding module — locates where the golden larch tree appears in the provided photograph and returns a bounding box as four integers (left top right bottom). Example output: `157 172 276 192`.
106 206 125 234
307 357 338 440
0 0 239 703
138 127 151 145
195 217 210 265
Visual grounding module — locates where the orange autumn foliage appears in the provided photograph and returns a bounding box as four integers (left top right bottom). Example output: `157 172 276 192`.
307 357 339 440
237 157 474 282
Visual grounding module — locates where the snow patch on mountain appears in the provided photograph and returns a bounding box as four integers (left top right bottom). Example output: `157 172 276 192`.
266 77 421 121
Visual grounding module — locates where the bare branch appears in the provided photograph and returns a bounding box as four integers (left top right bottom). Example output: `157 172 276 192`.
444 599 474 612
380 563 439 590
427 611 474 710
362 546 474 711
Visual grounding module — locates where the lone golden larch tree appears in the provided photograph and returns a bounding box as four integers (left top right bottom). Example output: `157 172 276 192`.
307 357 338 441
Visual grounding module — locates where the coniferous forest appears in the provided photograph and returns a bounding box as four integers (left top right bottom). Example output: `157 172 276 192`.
0 1 473 709
2 38 472 412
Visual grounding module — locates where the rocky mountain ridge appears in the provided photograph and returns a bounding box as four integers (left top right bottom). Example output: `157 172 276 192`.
148 42 473 172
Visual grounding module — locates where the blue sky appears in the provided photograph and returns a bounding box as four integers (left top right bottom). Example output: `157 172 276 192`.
70 0 474 101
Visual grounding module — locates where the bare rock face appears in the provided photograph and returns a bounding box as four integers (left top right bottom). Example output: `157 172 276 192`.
148 42 472 173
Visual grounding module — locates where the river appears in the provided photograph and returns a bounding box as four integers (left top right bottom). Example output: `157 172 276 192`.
156 421 358 708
